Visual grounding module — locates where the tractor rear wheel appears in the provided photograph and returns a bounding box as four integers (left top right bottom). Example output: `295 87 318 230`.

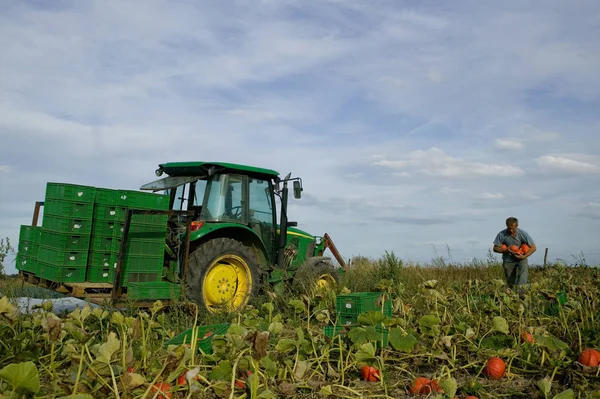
291 257 340 295
186 238 261 313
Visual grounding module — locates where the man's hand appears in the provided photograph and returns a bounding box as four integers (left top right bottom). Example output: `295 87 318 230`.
513 252 526 260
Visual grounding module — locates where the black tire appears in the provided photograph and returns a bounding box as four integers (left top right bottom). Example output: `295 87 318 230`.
186 237 261 313
291 256 341 295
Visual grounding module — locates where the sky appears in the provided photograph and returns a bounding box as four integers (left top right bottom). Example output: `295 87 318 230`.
1 0 599 274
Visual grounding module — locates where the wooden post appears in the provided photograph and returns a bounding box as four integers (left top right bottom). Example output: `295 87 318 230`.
543 248 548 268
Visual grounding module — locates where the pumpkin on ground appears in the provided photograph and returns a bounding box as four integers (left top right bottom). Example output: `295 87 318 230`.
578 348 600 367
520 331 534 344
483 357 506 380
360 365 381 382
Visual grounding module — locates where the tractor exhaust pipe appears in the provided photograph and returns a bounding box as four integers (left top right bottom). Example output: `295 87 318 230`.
277 178 289 268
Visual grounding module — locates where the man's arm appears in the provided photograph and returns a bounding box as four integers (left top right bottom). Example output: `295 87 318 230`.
492 232 506 254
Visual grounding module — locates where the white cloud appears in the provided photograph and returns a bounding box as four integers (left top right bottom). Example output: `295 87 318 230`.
494 139 524 151
373 147 524 178
0 166 11 173
535 155 600 175
478 192 506 200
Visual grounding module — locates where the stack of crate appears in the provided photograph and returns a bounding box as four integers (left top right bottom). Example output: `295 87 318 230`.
87 188 170 285
324 292 393 347
15 225 42 275
37 183 96 283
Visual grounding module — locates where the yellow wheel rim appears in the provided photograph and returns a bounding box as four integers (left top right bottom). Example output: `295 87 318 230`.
202 254 252 312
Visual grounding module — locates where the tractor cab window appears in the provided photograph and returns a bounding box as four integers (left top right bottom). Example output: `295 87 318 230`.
202 174 245 222
169 180 207 212
248 178 273 225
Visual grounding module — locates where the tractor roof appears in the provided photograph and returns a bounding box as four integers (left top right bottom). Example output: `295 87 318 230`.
159 161 280 179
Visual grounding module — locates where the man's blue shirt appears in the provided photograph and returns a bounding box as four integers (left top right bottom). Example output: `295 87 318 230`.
494 228 535 261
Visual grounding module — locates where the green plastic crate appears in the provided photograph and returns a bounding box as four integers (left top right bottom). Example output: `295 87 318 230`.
336 292 392 317
116 190 170 210
19 225 42 243
42 215 93 234
17 240 39 258
40 230 91 251
95 188 120 205
113 209 169 225
127 281 181 300
122 272 161 284
45 182 96 203
92 220 124 236
123 255 164 273
164 323 230 353
16 253 38 274
90 235 122 253
88 251 116 268
37 246 89 267
93 204 118 220
87 267 115 283
324 324 389 348
122 239 167 257
43 199 94 219
38 262 86 283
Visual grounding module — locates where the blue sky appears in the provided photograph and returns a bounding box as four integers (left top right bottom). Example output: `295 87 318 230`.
1 0 599 273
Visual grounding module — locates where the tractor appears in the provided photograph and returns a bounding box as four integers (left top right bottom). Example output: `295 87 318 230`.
16 161 347 313
143 161 347 312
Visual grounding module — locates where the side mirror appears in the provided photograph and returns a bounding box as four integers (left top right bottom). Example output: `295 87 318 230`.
293 180 302 199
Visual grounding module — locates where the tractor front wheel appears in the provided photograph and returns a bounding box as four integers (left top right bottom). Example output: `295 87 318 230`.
186 238 261 313
291 257 340 295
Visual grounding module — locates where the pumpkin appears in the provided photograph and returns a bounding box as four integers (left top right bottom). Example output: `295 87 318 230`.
509 245 521 254
578 348 600 367
152 382 172 399
483 357 506 380
520 243 530 253
409 377 431 394
500 244 508 251
520 331 534 344
466 396 479 399
360 365 381 382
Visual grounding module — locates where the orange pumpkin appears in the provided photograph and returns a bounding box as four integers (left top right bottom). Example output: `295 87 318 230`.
466 396 479 399
500 244 508 251
483 357 506 380
578 348 600 367
360 365 381 382
152 382 172 399
409 377 431 394
520 331 534 344
520 243 530 253
509 245 521 254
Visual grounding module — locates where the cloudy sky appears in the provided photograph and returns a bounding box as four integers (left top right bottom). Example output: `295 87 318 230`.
1 0 599 273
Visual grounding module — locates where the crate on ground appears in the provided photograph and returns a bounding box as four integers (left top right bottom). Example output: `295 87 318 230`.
38 262 86 283
87 267 115 284
43 199 94 220
37 246 89 267
336 292 393 318
164 323 230 354
324 324 389 348
122 254 164 273
127 281 181 300
19 225 42 243
42 215 93 235
16 253 39 274
45 182 96 203
40 230 91 251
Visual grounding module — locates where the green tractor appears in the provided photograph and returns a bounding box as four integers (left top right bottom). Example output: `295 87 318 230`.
135 161 347 312
18 161 347 312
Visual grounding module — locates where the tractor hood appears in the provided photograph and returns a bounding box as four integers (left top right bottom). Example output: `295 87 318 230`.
285 226 316 241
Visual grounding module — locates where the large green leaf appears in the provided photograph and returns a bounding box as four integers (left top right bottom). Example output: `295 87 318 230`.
208 360 232 381
552 389 574 399
288 300 306 314
348 326 381 345
260 356 278 378
418 314 440 336
96 332 120 364
0 361 40 394
0 296 19 322
481 336 513 350
388 329 417 353
440 378 457 398
534 335 569 352
537 377 552 398
275 339 297 353
357 311 386 326
355 343 376 365
491 316 509 335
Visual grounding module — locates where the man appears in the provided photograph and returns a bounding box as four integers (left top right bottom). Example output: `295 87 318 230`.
493 217 536 287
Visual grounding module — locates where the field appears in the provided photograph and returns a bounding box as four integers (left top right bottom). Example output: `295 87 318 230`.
0 254 599 399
